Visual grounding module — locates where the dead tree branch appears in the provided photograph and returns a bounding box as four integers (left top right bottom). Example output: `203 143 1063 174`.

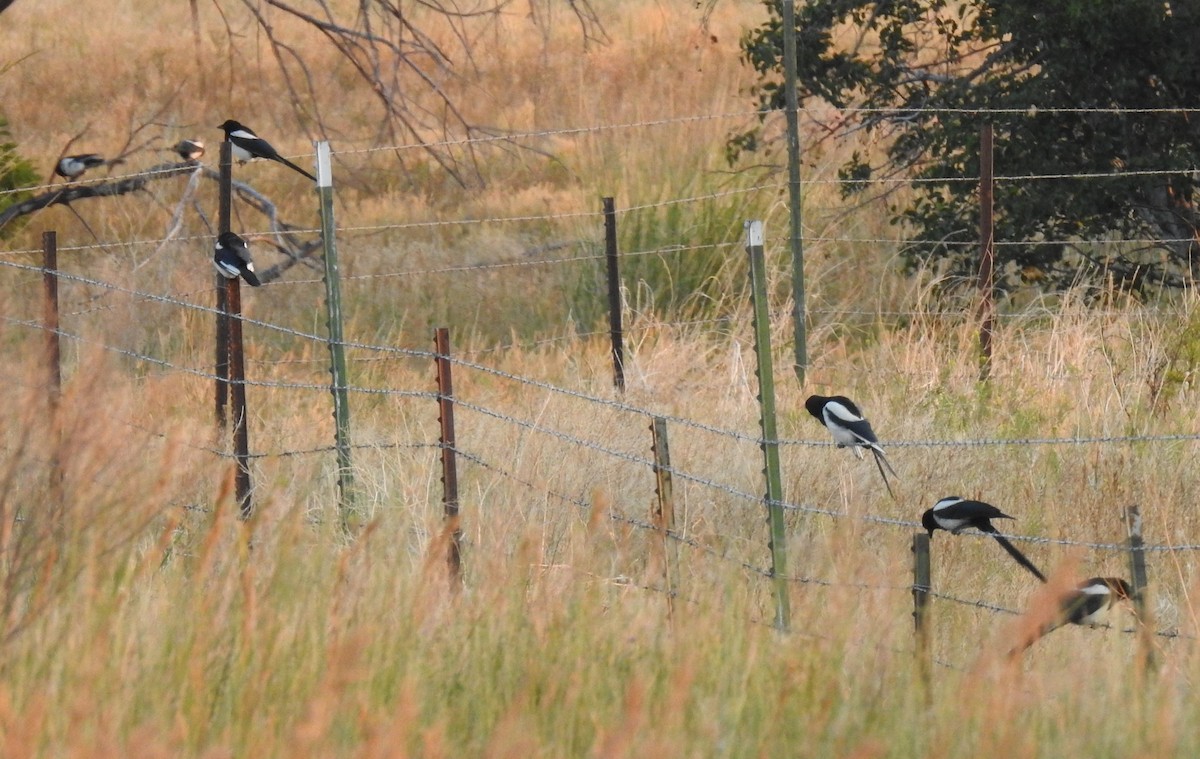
0 162 322 283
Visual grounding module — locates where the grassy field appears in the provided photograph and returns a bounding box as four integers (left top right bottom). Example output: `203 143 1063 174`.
2 1 1200 756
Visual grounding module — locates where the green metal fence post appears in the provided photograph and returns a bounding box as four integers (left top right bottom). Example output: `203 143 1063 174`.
746 220 791 631
316 140 357 533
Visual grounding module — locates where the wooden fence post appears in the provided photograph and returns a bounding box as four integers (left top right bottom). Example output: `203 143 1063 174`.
435 327 463 588
650 416 679 619
602 196 625 392
912 532 932 686
1124 505 1154 672
315 140 357 533
745 219 791 631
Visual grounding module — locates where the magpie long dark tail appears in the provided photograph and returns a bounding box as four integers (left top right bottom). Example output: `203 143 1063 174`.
274 155 317 182
988 531 1047 583
869 446 897 499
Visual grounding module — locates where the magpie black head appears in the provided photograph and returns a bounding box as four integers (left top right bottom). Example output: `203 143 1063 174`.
804 395 827 421
217 230 245 249
218 119 249 136
920 509 939 537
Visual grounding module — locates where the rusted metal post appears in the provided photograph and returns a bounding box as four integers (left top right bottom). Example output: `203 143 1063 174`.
43 231 64 514
650 416 679 619
227 276 252 519
912 533 932 687
977 123 995 382
603 196 625 392
215 141 232 429
1124 505 1155 672
435 327 463 588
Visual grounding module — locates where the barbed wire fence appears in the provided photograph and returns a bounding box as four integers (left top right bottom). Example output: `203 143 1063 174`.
2 105 1199 670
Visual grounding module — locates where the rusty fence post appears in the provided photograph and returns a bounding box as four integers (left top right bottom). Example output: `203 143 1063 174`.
603 196 625 392
435 327 463 588
226 275 252 519
43 230 64 514
215 141 232 430
912 532 932 689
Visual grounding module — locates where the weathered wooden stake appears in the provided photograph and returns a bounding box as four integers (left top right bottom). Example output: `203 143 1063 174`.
315 140 357 533
226 276 252 519
43 230 64 514
745 220 791 631
650 416 679 619
1124 505 1155 672
977 123 995 382
215 141 232 430
435 327 463 588
602 196 625 392
912 532 932 686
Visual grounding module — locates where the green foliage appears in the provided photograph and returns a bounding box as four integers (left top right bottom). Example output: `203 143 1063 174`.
737 0 1200 296
1152 306 1200 409
0 113 38 234
570 189 762 328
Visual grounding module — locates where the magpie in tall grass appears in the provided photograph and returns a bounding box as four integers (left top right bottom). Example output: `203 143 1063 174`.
54 154 107 180
217 119 315 181
1060 577 1133 626
805 394 897 497
213 231 262 287
173 139 205 162
1011 577 1134 655
921 496 1046 582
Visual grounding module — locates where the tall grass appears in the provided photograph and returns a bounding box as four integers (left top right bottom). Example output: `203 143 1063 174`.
2 0 1200 756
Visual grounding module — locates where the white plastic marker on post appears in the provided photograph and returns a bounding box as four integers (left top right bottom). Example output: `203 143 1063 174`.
316 140 357 533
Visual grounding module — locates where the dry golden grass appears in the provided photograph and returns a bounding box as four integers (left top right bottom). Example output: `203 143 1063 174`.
2 0 1200 757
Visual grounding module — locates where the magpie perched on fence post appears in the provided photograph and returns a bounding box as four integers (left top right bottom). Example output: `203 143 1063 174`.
213 231 262 287
173 139 205 162
805 394 898 497
54 154 107 180
1010 577 1134 655
217 119 316 181
921 496 1047 582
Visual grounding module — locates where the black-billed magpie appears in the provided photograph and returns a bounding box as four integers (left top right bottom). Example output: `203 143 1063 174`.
1061 577 1133 626
217 119 315 181
1011 577 1134 655
54 154 107 180
805 394 897 497
922 496 1047 582
213 231 262 287
174 139 205 162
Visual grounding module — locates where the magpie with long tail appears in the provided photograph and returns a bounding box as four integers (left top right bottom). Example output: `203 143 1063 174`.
1010 577 1134 655
217 119 315 181
213 231 262 287
54 154 107 180
921 496 1047 582
805 394 898 497
173 138 205 162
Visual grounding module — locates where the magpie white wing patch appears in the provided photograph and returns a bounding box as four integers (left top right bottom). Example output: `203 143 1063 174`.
823 401 863 424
